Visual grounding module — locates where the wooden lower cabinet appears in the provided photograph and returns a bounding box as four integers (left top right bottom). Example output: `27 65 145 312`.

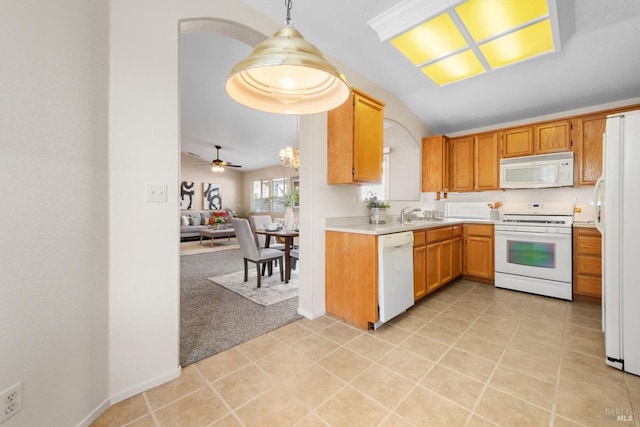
452 230 463 278
325 231 378 329
414 225 462 300
573 227 602 302
463 224 494 282
413 231 427 300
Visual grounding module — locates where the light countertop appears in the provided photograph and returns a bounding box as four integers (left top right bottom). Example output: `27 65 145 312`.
573 222 597 229
325 218 497 235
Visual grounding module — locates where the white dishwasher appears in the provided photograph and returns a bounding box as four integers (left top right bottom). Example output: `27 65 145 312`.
374 231 414 329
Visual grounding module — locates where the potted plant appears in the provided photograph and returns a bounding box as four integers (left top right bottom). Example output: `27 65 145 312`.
212 216 226 230
267 187 300 230
364 192 390 224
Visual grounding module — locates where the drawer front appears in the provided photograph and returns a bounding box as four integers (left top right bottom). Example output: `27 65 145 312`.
452 225 462 237
413 230 426 247
464 224 493 237
426 227 452 243
577 256 602 276
575 274 602 297
577 236 602 256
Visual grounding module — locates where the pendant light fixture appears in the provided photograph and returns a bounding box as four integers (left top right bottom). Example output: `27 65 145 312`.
225 0 350 115
279 146 300 170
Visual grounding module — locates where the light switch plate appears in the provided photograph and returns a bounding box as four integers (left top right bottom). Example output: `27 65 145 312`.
146 184 167 203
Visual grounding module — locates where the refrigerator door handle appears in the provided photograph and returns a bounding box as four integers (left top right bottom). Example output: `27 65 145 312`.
594 175 605 234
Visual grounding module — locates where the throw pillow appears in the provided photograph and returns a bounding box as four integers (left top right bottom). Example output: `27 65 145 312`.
180 215 190 226
189 215 200 226
209 217 215 225
201 212 212 225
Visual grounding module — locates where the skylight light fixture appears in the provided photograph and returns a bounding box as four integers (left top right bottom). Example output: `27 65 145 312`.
225 0 350 114
368 0 563 86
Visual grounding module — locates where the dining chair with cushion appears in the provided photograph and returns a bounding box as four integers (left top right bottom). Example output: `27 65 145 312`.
249 215 286 250
232 218 283 288
290 248 299 271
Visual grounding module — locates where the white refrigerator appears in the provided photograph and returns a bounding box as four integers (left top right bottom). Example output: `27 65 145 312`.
595 109 640 376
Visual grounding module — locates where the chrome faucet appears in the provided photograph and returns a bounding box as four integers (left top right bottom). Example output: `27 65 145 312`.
401 207 421 224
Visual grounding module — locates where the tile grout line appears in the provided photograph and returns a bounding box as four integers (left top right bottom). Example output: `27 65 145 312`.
192 362 246 427
462 289 528 426
140 390 161 427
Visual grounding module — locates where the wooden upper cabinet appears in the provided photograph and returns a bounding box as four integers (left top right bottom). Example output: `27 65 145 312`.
448 132 499 192
475 132 500 191
500 126 533 158
421 135 449 192
327 88 385 185
449 136 474 192
534 120 571 154
573 113 606 186
500 121 571 158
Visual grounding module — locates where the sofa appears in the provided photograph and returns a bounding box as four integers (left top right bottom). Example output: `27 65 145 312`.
180 211 234 240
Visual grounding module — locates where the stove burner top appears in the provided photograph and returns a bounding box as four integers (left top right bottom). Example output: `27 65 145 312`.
502 219 568 225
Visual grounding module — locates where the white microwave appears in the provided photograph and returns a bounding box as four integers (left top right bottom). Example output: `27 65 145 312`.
500 152 574 189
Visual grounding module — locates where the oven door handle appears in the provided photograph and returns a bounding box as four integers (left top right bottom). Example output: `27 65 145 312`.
495 230 571 239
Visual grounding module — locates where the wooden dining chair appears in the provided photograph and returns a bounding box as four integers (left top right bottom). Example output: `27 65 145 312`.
232 218 283 288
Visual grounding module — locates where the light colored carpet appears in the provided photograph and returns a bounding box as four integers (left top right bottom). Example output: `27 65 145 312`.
180 238 239 256
181 249 301 366
208 270 298 306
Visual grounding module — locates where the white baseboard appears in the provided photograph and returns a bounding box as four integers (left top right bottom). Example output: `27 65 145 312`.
298 307 325 319
75 398 110 427
110 366 182 405
75 366 181 426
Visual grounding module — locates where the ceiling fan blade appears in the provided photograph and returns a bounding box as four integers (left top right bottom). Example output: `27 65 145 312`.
226 164 242 168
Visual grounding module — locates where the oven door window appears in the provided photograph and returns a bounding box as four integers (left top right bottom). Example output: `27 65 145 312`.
507 241 555 268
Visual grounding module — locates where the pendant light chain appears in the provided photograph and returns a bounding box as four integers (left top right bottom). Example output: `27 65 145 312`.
284 0 293 26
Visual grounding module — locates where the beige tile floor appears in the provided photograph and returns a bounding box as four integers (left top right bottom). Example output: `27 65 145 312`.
92 279 640 427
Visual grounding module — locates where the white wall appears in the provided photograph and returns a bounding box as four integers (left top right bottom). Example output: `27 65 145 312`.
180 153 242 213
0 1 110 426
107 0 306 406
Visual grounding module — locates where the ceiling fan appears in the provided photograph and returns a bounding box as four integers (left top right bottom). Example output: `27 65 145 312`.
198 145 242 170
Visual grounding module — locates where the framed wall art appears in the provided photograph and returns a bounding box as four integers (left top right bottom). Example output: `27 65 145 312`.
203 183 222 210
180 181 194 210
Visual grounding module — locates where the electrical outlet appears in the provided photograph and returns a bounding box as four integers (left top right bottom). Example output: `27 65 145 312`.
1 383 22 423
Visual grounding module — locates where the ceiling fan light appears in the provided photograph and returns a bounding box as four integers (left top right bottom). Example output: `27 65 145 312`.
225 26 350 115
211 165 225 173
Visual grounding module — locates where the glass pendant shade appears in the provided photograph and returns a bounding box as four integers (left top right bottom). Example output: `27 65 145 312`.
225 26 350 115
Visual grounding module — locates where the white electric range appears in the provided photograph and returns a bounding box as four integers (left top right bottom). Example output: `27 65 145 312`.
494 202 574 300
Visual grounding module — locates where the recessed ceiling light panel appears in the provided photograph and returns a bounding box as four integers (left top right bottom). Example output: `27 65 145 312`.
455 0 549 42
370 0 561 86
479 19 555 69
421 49 485 86
391 13 468 64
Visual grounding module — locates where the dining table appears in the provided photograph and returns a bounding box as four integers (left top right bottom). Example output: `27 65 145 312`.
255 229 299 284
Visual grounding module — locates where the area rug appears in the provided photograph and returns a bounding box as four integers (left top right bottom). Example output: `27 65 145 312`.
180 238 239 256
208 270 298 306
